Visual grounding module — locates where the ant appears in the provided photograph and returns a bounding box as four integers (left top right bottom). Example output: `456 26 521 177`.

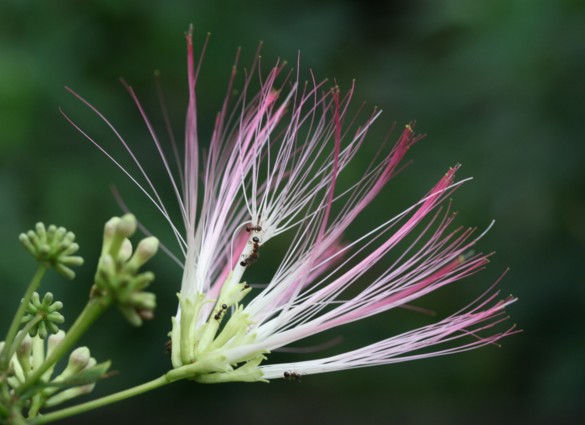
240 235 261 268
246 215 262 233
246 224 262 232
213 303 228 321
283 371 302 382
240 251 259 267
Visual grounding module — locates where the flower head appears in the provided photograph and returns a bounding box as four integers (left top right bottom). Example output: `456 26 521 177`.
67 28 516 383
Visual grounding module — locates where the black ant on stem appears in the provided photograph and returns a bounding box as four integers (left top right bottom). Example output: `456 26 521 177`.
240 243 260 267
245 214 262 233
240 218 262 268
213 303 228 321
246 224 262 232
283 371 302 382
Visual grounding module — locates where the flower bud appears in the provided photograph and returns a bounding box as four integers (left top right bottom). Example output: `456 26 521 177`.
117 214 137 238
22 292 65 338
47 330 66 356
128 292 156 310
118 239 133 262
101 214 136 258
16 334 33 378
63 347 91 377
125 237 159 273
101 217 120 254
19 223 83 279
93 215 159 326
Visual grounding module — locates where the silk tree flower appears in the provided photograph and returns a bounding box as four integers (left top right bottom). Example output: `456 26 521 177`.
66 29 516 384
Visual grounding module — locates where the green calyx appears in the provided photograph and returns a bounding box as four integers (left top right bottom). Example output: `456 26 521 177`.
193 355 266 384
92 214 159 326
19 223 84 279
167 275 268 383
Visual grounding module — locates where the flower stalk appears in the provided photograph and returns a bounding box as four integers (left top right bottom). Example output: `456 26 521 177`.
1 266 47 370
28 375 170 425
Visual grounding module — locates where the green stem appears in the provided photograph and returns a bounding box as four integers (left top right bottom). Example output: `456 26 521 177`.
29 375 170 424
6 316 43 361
28 394 44 419
1 266 47 368
17 296 112 396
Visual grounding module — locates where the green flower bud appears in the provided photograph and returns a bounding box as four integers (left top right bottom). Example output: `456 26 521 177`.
127 292 156 311
118 306 142 327
93 214 159 326
117 214 137 238
16 334 33 378
44 358 109 408
19 223 83 279
125 237 159 273
47 330 65 357
118 239 133 262
22 292 65 338
103 214 137 258
60 347 91 379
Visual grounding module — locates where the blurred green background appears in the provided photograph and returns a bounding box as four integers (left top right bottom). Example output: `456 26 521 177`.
0 0 583 424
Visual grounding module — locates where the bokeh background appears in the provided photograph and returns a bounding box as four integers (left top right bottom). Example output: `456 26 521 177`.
1 0 583 424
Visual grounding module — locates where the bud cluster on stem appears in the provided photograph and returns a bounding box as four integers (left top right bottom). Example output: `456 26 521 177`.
1 215 160 424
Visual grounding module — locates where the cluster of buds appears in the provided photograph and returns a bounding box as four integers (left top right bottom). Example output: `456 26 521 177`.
19 223 84 279
0 332 110 410
93 214 159 326
21 292 65 339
